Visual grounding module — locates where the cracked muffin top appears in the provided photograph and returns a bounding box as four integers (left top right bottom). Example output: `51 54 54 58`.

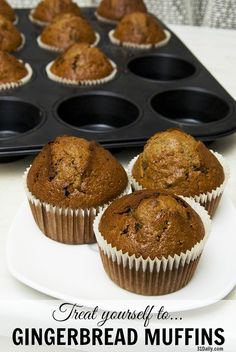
40 13 96 51
132 129 224 196
99 190 205 259
97 0 147 22
0 14 22 52
0 51 28 83
0 0 16 22
50 43 114 81
31 0 82 24
113 12 166 45
27 135 128 209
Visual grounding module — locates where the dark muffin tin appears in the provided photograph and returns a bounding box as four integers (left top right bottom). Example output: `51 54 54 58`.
0 8 235 157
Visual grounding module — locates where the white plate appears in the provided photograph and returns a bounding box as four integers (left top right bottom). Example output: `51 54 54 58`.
7 194 236 313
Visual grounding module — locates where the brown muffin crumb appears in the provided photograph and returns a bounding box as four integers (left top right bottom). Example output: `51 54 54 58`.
0 14 22 52
27 135 128 208
132 129 224 196
0 0 16 22
0 51 28 83
97 0 147 22
50 43 114 81
99 190 205 259
113 12 166 45
41 13 96 51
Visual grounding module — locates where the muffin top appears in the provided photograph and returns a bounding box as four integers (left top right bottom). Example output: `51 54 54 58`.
132 129 224 196
50 43 114 81
0 0 16 22
27 135 128 208
41 13 96 50
99 190 205 259
0 14 22 52
113 12 166 45
32 0 82 24
0 51 28 83
97 0 147 21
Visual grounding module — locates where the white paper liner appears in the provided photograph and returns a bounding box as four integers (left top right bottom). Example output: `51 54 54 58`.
46 59 117 86
23 167 131 244
127 151 230 209
109 29 171 50
94 197 211 273
13 14 19 25
95 11 118 25
0 62 33 91
37 32 100 52
14 33 26 52
29 9 49 27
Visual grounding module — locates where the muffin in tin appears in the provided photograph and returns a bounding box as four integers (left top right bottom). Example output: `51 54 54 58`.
96 0 147 23
39 13 98 52
0 14 24 52
25 135 129 244
0 0 16 22
94 190 211 295
129 129 229 217
109 12 170 49
30 0 82 26
46 43 117 86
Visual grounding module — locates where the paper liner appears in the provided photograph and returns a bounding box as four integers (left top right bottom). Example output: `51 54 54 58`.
0 62 33 91
95 11 118 25
109 29 171 50
127 151 230 218
46 59 117 86
94 197 211 295
13 14 19 25
23 167 131 245
29 9 49 27
37 32 100 52
15 33 26 52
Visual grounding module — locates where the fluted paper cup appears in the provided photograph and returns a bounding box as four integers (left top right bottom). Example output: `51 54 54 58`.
0 62 33 91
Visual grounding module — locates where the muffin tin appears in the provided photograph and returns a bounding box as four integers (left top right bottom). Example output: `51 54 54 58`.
0 7 235 157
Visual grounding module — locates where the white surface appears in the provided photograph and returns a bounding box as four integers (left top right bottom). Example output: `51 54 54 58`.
0 24 236 350
7 195 236 313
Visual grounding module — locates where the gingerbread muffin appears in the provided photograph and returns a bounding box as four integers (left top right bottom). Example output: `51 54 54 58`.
0 51 32 89
0 0 16 22
30 0 82 26
94 190 211 295
26 135 129 244
96 0 147 23
0 14 23 52
39 13 97 52
129 129 229 217
110 12 169 48
47 43 116 85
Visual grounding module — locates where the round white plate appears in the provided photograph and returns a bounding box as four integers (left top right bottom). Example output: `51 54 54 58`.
6 194 236 313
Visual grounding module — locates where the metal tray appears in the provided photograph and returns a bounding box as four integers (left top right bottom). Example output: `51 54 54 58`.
0 7 235 157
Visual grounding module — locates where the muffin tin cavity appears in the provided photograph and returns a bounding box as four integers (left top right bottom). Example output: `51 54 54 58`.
0 98 43 139
56 93 140 132
151 89 230 125
128 54 196 81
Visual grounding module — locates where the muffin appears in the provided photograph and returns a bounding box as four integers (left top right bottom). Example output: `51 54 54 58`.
0 0 16 22
94 190 211 295
0 51 32 90
30 0 82 26
46 43 116 86
109 12 170 49
25 135 129 244
128 129 229 217
96 0 147 23
0 14 24 52
38 13 98 52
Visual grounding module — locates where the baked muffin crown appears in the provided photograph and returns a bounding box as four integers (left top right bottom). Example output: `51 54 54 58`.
97 0 147 21
41 13 96 50
0 0 15 22
27 135 128 208
99 190 205 259
0 14 22 52
32 0 82 23
50 43 114 81
113 12 166 44
0 51 28 83
132 129 225 196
